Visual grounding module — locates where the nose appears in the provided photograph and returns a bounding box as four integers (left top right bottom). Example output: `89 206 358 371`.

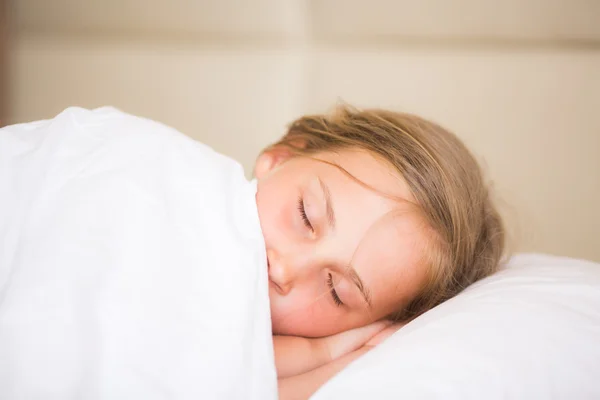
267 249 296 295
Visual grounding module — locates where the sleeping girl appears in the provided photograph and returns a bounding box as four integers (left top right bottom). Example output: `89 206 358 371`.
257 105 505 398
0 104 505 399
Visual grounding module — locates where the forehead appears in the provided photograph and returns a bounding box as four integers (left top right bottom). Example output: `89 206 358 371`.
351 209 428 310
308 149 428 310
303 150 418 231
311 149 415 205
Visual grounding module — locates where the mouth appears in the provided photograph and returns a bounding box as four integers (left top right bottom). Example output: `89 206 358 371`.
266 257 283 293
266 257 273 284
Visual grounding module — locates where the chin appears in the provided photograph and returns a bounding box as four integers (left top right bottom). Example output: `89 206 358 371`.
271 318 295 336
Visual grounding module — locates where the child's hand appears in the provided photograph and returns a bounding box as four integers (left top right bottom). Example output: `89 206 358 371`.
277 321 406 399
273 320 403 380
319 320 394 362
364 322 405 347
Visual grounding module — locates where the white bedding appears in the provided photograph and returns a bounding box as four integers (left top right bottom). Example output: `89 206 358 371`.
0 107 276 399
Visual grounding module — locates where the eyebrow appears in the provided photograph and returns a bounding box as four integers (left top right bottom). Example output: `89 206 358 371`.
347 265 373 309
317 177 336 230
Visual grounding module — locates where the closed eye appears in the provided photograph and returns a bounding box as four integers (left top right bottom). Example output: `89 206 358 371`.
297 196 313 231
327 273 343 307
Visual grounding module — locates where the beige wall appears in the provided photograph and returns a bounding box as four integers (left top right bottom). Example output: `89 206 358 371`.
7 0 600 262
0 0 7 126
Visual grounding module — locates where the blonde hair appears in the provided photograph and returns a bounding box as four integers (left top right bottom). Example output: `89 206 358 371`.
264 104 506 320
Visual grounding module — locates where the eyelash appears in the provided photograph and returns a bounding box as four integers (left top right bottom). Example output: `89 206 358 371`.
327 273 343 307
297 196 314 231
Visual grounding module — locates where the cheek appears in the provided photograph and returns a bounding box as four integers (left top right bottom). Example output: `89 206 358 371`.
269 289 325 335
269 289 365 337
258 191 300 247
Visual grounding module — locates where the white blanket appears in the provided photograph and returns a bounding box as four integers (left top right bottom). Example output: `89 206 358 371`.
0 107 276 399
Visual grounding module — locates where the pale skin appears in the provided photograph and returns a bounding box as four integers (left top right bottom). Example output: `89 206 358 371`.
254 147 429 398
274 321 404 399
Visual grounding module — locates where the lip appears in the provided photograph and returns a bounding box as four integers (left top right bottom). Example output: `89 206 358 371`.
269 279 282 293
267 257 283 292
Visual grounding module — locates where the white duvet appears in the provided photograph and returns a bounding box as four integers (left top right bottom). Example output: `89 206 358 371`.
0 107 276 399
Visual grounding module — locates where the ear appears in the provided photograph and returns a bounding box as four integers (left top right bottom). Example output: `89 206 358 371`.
254 146 294 179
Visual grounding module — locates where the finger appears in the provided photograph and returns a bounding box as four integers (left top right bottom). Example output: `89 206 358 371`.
337 320 393 345
324 320 392 360
365 322 405 347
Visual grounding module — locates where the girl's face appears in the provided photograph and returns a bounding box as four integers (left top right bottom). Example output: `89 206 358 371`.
254 148 428 337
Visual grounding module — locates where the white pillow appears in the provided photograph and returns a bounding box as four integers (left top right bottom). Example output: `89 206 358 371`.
313 253 600 399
